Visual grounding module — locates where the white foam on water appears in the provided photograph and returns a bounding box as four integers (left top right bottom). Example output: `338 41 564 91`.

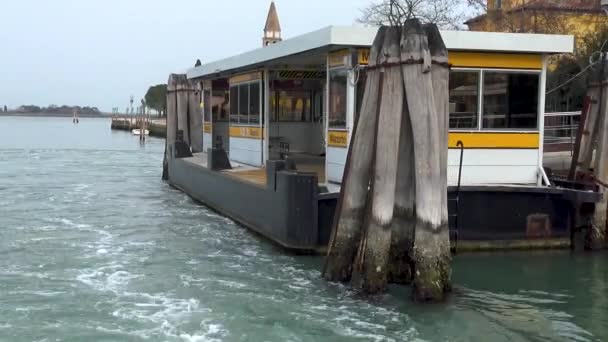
106 292 224 341
34 225 57 232
241 247 258 257
179 320 227 342
10 290 66 297
77 264 135 293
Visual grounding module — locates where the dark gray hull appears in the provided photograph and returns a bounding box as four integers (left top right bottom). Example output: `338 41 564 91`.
168 157 600 252
169 157 335 252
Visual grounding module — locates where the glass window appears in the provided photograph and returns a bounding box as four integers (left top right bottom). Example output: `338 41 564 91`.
203 89 211 122
449 71 479 129
230 86 238 124
329 69 347 128
483 72 539 129
212 89 229 122
238 84 249 124
249 82 260 124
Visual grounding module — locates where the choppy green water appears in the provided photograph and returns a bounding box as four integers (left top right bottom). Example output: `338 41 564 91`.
0 116 607 342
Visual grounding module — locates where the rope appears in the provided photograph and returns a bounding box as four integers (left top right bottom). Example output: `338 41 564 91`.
364 59 450 71
546 61 600 95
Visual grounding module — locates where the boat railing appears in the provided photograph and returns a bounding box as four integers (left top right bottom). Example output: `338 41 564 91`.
544 111 581 153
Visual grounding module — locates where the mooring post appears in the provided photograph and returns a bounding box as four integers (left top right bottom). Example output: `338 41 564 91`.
590 58 608 249
163 74 179 180
401 19 451 302
176 75 191 148
323 27 386 283
189 80 203 153
352 26 403 293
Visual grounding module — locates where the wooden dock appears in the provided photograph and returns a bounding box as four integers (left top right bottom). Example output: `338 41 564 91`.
110 116 167 138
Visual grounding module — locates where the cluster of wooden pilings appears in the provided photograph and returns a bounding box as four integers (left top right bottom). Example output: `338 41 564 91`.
162 74 203 180
323 20 451 302
571 58 608 249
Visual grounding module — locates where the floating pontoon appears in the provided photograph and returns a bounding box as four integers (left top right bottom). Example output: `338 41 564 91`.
166 26 600 252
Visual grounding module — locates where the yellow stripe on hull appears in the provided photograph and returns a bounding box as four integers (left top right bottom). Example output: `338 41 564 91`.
448 132 539 149
229 126 263 139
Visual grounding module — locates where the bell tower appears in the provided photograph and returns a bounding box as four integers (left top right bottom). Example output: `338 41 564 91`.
263 1 282 47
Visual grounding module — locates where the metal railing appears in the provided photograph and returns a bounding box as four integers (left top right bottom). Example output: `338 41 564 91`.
544 111 581 152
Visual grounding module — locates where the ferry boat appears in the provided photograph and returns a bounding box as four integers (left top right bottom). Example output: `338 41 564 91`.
167 25 600 252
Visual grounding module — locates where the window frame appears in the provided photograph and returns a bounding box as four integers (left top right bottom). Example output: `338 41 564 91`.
328 67 349 130
449 69 481 131
450 67 542 132
229 79 262 126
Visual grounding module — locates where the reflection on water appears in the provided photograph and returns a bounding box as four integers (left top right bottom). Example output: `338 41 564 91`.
0 116 606 341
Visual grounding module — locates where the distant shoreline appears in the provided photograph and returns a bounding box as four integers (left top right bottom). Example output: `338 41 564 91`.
0 112 112 118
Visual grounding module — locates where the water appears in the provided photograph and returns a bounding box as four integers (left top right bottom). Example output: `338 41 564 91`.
0 116 607 342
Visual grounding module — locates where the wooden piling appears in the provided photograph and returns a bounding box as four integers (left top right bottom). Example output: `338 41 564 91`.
578 87 601 172
189 81 204 153
324 22 451 301
323 27 386 283
425 24 450 241
176 75 191 147
591 60 608 249
401 19 450 302
163 74 179 180
388 84 416 285
352 26 403 294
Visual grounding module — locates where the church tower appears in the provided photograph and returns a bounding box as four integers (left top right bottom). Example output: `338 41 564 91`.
263 1 282 47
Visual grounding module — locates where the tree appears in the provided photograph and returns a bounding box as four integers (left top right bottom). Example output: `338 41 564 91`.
546 23 608 112
358 0 476 29
145 84 168 116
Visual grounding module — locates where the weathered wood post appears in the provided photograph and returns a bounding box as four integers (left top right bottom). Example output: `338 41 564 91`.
163 74 179 180
189 80 204 153
424 23 450 245
401 19 451 301
388 82 416 285
591 59 608 249
578 87 601 172
176 75 191 147
352 26 403 293
323 27 386 282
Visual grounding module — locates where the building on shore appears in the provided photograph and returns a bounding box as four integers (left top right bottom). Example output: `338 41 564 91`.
466 0 606 50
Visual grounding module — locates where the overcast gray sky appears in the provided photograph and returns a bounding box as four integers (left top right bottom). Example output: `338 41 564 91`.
0 0 370 112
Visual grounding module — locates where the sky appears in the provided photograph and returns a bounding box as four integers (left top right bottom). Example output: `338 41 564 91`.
0 0 370 112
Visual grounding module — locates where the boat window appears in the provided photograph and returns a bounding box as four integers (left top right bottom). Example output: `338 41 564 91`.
449 71 479 129
212 89 229 122
482 72 539 129
230 86 239 124
229 81 262 125
249 82 261 124
238 84 249 124
329 69 348 128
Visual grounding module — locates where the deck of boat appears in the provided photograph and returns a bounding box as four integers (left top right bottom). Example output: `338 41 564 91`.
182 153 326 187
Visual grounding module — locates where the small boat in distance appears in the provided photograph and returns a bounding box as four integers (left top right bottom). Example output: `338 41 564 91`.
131 129 150 136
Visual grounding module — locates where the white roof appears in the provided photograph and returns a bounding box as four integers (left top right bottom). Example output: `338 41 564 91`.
187 26 574 80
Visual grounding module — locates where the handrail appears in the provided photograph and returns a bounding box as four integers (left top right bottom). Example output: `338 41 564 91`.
451 140 464 254
539 166 552 187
